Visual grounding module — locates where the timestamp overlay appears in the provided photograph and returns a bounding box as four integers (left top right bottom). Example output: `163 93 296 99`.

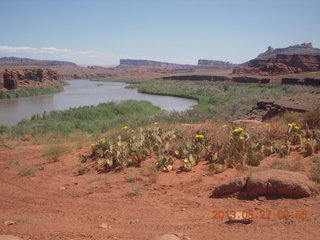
212 209 308 220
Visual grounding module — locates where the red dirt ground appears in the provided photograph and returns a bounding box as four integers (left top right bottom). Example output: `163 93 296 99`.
0 143 319 240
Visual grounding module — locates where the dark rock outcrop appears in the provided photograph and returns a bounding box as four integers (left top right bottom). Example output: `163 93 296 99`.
232 76 270 84
211 170 315 199
0 69 62 90
247 94 320 121
163 75 230 81
0 57 76 66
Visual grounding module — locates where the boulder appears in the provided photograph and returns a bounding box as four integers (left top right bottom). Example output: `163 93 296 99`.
245 170 313 198
211 176 247 197
211 170 315 199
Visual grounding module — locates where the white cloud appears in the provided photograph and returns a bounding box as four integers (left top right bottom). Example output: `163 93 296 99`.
0 45 118 65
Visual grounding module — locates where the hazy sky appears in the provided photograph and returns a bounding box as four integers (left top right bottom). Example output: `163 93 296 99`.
0 0 319 65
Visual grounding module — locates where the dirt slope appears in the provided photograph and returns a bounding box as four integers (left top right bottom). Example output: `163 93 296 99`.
0 144 319 240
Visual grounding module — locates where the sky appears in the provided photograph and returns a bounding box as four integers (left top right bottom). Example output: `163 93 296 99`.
0 0 319 65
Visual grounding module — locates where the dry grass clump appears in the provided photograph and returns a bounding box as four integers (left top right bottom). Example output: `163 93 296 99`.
303 107 320 129
42 144 69 163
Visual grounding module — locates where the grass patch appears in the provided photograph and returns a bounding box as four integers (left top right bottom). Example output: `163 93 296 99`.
6 160 20 168
17 165 35 177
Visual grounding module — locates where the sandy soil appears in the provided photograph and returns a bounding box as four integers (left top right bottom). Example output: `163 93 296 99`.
0 143 319 240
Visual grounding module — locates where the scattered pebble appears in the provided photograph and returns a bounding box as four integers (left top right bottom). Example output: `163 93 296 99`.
129 219 139 224
258 196 267 201
60 186 66 191
4 221 16 226
99 223 111 229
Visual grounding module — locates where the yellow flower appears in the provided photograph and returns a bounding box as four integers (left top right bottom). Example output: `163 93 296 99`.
196 134 205 138
154 122 159 125
183 159 189 163
239 136 245 140
91 143 96 147
295 126 300 130
122 126 129 129
288 123 292 127
222 124 228 128
233 127 244 133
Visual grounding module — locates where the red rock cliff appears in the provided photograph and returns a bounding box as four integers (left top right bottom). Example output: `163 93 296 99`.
233 54 320 75
0 69 62 90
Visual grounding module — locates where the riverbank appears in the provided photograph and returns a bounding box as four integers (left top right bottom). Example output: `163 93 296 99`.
0 82 66 99
1 100 160 143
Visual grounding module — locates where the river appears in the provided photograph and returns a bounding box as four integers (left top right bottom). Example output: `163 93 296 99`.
0 80 197 126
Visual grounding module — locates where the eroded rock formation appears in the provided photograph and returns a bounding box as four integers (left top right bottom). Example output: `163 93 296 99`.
233 54 320 75
0 69 62 90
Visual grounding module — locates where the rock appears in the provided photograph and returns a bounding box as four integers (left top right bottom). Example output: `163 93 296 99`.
99 223 111 229
0 236 23 240
4 220 16 226
226 211 253 224
248 93 320 121
211 170 315 199
152 234 191 240
60 186 66 191
211 176 247 197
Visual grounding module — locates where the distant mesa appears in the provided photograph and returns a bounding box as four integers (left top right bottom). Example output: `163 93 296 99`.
198 59 234 67
119 59 195 69
0 57 77 66
118 59 234 73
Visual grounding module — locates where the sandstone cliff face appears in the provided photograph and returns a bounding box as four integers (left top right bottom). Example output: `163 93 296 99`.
0 57 76 66
0 69 62 90
233 54 320 75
